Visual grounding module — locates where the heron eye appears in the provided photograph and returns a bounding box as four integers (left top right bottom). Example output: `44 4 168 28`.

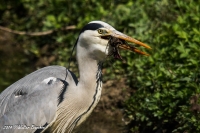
97 29 104 34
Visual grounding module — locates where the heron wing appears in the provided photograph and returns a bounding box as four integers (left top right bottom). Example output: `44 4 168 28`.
0 66 77 133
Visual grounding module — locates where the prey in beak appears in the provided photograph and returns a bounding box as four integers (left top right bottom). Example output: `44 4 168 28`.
100 30 152 59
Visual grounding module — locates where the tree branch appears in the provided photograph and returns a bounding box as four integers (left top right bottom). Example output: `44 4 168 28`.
0 25 76 36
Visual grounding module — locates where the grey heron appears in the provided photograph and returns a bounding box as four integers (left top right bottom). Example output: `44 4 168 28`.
0 21 151 133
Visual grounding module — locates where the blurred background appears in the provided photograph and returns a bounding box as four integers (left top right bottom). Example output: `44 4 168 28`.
0 0 200 132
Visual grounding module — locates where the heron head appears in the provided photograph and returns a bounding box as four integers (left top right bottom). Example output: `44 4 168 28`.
77 21 151 61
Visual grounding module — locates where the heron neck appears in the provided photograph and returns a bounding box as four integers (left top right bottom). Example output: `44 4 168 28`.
76 45 103 89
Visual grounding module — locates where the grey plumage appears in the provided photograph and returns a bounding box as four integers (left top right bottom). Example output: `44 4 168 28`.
0 66 75 133
0 21 151 133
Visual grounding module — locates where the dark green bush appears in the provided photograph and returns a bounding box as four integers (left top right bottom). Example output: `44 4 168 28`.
123 0 200 132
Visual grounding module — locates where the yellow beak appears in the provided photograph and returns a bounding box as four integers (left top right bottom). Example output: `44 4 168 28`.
106 30 151 56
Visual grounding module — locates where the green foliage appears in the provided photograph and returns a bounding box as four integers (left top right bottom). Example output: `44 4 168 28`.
123 0 200 132
0 0 200 132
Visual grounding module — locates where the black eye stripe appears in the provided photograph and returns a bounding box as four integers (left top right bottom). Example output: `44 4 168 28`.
80 23 103 33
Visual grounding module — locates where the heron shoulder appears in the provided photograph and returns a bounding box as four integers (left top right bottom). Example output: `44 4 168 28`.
0 66 78 117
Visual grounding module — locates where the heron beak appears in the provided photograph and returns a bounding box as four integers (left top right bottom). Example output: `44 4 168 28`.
109 30 151 56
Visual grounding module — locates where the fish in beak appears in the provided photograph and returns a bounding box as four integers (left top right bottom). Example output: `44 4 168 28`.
101 30 152 59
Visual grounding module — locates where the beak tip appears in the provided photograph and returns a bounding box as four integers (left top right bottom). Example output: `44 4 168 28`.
143 44 152 49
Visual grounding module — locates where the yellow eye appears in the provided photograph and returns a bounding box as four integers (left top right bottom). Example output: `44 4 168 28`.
98 29 104 34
